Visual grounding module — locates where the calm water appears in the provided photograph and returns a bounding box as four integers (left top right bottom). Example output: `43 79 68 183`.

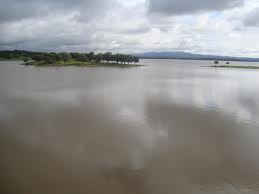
1 59 259 194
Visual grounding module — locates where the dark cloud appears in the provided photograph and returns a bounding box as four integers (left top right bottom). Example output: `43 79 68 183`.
0 0 119 51
0 0 112 22
244 8 259 26
148 0 243 15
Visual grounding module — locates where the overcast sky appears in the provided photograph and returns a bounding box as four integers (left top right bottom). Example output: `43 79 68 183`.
1 0 259 56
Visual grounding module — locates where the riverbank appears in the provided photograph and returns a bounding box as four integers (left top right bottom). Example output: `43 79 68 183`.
210 65 259 69
23 61 144 67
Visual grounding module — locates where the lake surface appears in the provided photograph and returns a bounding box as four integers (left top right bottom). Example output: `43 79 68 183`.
1 59 259 194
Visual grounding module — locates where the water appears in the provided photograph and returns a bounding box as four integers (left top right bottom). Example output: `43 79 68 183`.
1 59 259 194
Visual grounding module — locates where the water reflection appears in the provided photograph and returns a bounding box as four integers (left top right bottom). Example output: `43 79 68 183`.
0 60 259 194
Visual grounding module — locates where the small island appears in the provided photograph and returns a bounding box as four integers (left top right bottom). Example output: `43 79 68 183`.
0 50 142 67
210 60 259 69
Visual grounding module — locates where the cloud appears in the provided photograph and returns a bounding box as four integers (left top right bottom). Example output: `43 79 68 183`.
0 0 113 23
148 0 244 15
243 7 259 26
0 0 151 52
1 0 259 57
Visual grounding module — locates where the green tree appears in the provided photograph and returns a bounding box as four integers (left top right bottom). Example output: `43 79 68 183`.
94 53 103 63
88 52 95 61
60 52 71 62
103 52 112 63
114 54 120 63
134 56 139 63
23 58 29 63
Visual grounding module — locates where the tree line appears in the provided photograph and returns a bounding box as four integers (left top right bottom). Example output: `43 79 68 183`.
0 50 139 64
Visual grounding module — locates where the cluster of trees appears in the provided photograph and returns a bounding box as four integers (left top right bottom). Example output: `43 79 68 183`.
214 60 230 65
0 50 139 64
0 50 35 60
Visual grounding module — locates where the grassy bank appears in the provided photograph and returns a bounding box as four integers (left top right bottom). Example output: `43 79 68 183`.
210 65 259 69
23 61 143 67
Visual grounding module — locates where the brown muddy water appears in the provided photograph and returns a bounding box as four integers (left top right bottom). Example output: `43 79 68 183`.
1 59 259 194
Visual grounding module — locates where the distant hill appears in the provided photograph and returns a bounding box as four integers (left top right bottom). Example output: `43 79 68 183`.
134 51 259 62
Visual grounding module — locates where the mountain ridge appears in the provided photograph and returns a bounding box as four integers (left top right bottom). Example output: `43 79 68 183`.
134 51 259 62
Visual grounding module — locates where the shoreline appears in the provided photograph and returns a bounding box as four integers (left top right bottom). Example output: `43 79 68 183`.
22 61 144 68
209 65 259 69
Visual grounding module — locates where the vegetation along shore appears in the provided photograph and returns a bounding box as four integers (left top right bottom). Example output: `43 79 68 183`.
211 64 259 69
0 50 141 67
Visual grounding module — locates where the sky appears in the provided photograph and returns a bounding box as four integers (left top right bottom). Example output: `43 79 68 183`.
0 0 259 57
